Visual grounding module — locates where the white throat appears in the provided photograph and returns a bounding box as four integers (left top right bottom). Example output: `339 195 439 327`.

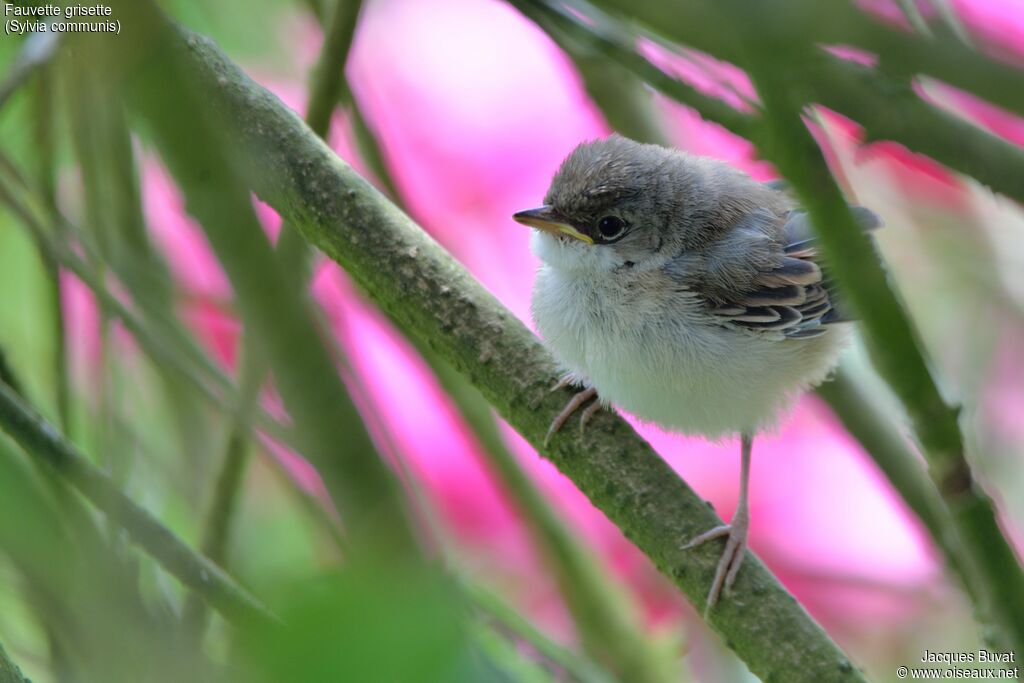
530 231 624 274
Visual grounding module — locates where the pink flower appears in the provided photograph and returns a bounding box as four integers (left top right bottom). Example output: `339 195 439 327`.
953 0 1024 64
639 39 759 113
811 107 972 211
919 80 1024 148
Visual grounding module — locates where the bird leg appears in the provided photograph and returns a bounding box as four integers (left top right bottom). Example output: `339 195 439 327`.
544 385 598 447
682 433 753 614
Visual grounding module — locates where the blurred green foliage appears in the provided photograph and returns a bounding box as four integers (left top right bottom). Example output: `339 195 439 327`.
1 0 1022 681
237 566 483 683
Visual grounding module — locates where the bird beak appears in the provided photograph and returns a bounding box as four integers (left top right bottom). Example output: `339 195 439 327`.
512 206 594 244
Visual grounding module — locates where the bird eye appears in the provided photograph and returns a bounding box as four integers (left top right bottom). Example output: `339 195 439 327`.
596 215 625 240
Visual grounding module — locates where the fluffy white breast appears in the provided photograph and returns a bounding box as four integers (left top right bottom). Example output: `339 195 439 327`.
530 241 847 437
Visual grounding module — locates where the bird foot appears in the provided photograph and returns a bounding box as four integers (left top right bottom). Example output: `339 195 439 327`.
544 385 600 447
682 513 749 616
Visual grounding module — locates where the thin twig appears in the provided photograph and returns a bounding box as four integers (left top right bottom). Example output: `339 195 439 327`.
305 0 364 141
343 86 403 201
816 369 977 601
801 55 1024 206
819 4 1015 114
512 0 669 144
512 0 752 138
895 0 932 36
0 382 277 628
31 67 70 434
0 170 294 447
464 581 618 683
180 346 263 635
0 30 60 112
927 0 973 46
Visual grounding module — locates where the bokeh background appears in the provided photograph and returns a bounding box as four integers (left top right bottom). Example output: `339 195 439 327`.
0 0 1022 681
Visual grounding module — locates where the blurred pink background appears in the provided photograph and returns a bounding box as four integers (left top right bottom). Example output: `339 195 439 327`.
59 0 1024 676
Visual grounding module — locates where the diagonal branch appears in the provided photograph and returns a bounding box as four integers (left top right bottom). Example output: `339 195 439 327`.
126 19 868 683
0 382 276 628
816 370 978 602
510 0 670 145
0 639 30 683
512 0 753 138
801 55 1024 205
813 2 1024 119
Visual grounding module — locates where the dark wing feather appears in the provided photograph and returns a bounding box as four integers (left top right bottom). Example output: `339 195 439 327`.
710 204 882 339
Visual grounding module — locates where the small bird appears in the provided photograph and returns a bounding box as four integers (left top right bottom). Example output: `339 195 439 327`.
513 135 880 611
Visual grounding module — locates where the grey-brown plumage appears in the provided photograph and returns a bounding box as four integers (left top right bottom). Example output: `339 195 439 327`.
514 135 881 612
539 135 879 338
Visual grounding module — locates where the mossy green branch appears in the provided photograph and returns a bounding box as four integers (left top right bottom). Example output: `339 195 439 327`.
137 20 867 683
318 4 673 674
0 639 29 683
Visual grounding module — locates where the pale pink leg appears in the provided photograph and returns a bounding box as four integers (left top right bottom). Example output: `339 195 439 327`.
578 398 603 435
682 433 753 615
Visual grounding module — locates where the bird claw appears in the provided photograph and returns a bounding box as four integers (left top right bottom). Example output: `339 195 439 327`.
682 515 749 616
578 399 603 436
544 386 599 447
550 374 578 393
531 375 578 410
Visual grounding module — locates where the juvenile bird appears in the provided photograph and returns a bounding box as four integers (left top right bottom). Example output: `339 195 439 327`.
513 135 880 610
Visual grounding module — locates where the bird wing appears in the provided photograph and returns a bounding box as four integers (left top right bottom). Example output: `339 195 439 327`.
708 203 882 339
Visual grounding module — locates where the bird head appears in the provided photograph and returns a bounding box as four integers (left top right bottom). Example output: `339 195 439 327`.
513 135 699 274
